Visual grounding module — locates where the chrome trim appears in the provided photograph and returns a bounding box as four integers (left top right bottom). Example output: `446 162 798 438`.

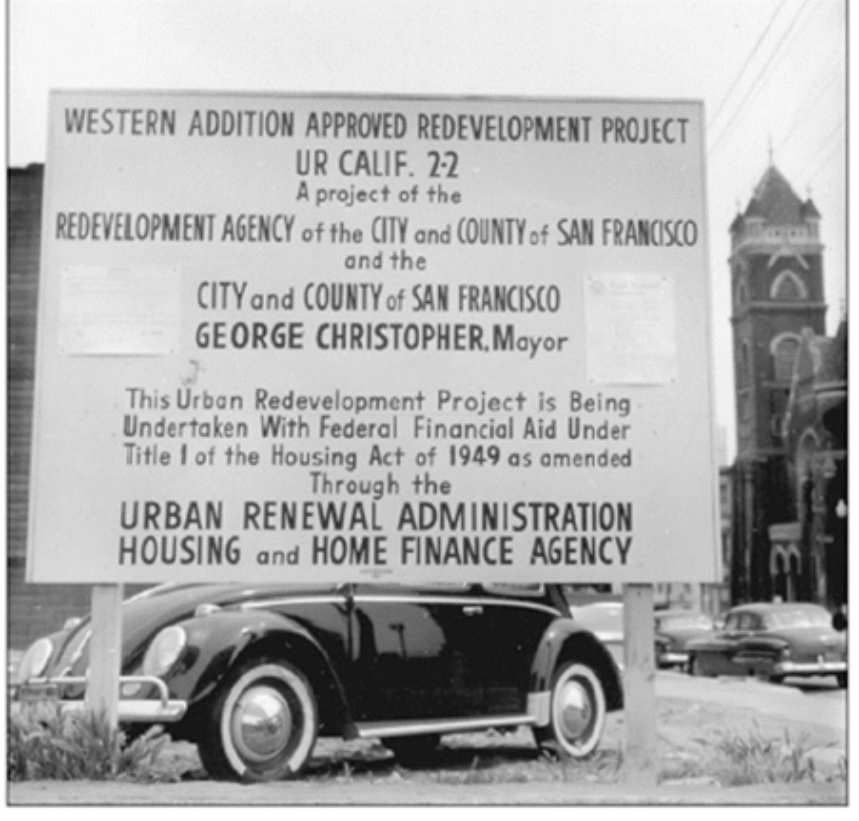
528 691 551 726
241 595 349 611
353 594 560 618
241 592 561 618
69 630 92 666
657 652 689 664
11 675 187 723
59 699 187 723
355 713 537 739
773 660 847 674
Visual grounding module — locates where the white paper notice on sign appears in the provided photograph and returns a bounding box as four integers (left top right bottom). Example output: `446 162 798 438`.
585 273 677 385
59 266 181 355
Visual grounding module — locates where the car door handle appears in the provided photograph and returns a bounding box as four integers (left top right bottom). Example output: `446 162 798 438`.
462 605 483 616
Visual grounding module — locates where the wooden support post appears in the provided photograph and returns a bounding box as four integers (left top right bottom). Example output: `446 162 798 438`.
85 583 124 730
622 583 658 786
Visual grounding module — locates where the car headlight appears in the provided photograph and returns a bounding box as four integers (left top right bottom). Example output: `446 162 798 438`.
142 626 187 677
16 638 54 683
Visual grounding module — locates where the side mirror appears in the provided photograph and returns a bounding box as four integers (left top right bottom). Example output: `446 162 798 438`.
832 611 848 632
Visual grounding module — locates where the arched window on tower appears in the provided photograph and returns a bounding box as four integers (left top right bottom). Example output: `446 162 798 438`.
770 270 807 301
771 333 801 382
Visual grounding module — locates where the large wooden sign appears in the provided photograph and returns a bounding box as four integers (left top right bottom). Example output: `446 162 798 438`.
29 91 720 584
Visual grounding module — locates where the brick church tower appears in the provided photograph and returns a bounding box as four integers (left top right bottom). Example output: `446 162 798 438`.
728 163 827 603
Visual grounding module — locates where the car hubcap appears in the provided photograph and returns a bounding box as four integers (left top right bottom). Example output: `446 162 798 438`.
557 677 594 742
231 685 293 763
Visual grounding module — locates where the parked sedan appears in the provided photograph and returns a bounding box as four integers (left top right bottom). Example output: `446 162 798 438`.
654 609 714 669
12 582 623 781
685 602 847 687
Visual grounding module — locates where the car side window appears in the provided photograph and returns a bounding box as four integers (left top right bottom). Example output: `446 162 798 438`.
736 613 758 631
725 614 741 631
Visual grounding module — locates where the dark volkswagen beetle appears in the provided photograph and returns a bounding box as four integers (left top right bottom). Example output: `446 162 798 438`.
13 582 623 781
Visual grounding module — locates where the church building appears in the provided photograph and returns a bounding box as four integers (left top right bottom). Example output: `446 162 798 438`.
728 162 845 607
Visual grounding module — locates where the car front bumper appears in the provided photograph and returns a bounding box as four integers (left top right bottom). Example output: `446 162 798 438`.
772 660 847 676
657 652 689 666
11 675 187 723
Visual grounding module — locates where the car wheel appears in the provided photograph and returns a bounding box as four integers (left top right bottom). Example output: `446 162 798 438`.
836 672 847 689
382 734 441 768
533 661 607 759
198 657 318 782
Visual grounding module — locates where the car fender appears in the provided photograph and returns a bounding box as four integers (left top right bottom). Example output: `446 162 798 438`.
530 617 623 711
163 609 349 721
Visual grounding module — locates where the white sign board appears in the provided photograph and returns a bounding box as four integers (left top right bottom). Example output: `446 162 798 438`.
29 91 720 584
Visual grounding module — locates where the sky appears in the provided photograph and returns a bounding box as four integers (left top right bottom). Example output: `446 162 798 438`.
7 0 849 461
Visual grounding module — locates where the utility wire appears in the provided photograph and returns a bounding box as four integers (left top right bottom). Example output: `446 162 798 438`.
807 139 844 182
709 0 816 156
709 0 816 157
799 124 845 181
778 64 843 150
799 120 845 171
741 0 834 150
708 0 788 129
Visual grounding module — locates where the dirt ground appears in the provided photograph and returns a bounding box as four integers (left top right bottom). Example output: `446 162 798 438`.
7 673 848 806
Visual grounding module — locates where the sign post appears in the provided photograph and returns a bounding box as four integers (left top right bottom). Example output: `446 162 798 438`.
84 584 124 729
622 583 658 785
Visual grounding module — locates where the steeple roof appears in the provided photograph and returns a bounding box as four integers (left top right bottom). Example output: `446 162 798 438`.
746 164 806 225
800 199 821 220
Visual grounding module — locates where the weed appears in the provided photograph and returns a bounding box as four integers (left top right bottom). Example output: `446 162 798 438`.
697 721 826 786
578 744 624 782
7 701 177 782
658 753 706 783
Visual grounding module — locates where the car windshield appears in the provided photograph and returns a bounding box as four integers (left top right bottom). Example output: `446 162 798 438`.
658 613 712 630
762 608 831 629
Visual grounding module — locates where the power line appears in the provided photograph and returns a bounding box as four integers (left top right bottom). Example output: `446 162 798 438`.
709 0 816 156
800 127 845 182
708 0 788 129
808 140 844 182
798 119 845 172
708 0 816 157
778 63 843 150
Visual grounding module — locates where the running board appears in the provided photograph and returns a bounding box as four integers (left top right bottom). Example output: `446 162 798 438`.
355 713 537 739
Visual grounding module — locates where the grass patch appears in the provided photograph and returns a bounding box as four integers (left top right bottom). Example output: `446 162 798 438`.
7 701 179 782
685 721 841 787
